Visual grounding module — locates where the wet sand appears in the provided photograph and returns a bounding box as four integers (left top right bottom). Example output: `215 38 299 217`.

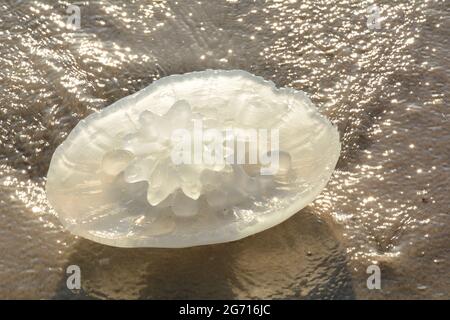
0 0 448 299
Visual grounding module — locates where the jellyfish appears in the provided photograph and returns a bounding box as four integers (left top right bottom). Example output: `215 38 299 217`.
46 70 340 248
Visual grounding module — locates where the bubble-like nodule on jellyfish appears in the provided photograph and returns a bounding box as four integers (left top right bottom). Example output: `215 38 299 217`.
46 70 340 248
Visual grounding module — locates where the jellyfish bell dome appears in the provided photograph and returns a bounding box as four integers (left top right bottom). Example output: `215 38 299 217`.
46 70 340 248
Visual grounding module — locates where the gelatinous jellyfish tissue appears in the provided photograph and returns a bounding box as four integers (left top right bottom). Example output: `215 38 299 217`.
46 70 341 248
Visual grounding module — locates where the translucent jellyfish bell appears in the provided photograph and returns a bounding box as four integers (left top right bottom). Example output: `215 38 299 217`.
46 70 341 248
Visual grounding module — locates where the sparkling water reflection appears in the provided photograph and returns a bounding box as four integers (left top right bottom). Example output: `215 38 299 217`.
0 0 448 299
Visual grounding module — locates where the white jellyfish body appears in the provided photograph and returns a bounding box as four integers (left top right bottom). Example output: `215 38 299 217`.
46 70 340 248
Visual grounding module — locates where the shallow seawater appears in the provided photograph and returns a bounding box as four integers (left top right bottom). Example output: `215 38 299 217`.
0 0 448 299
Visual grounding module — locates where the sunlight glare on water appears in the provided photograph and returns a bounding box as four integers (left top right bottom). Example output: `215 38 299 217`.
0 0 448 299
